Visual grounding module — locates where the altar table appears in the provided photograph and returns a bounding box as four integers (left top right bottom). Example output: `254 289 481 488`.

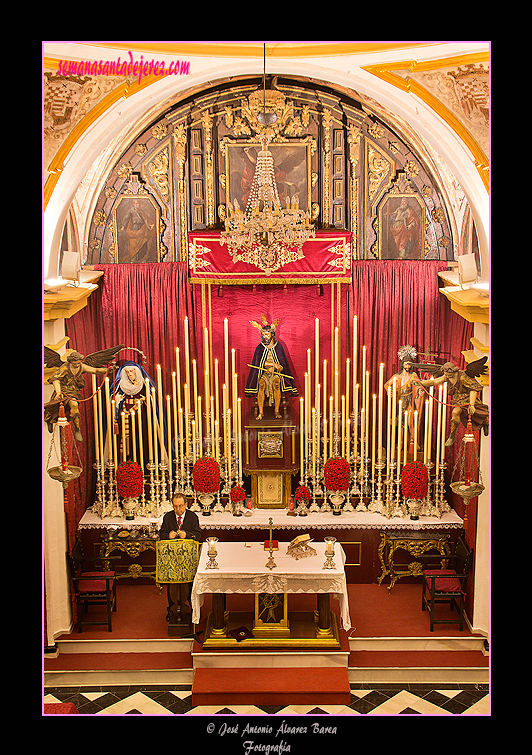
190 540 351 642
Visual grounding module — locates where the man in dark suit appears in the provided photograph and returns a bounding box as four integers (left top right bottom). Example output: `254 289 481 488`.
159 493 202 622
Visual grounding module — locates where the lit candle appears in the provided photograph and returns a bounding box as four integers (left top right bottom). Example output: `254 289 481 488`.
145 378 153 462
136 399 144 472
184 316 190 392
179 407 184 477
204 371 210 440
300 397 304 477
224 318 229 391
105 377 113 464
346 418 351 462
413 410 418 461
232 371 238 442
166 395 172 479
424 399 429 465
436 384 443 476
131 409 137 463
184 383 190 458
237 397 242 480
334 328 339 422
378 363 384 463
441 382 448 467
372 394 376 479
314 318 320 407
92 375 100 464
397 399 403 473
304 372 309 457
403 411 408 467
335 371 339 435
121 411 126 462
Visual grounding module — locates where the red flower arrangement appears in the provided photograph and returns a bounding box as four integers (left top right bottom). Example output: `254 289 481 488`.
230 485 246 503
401 461 429 499
192 456 221 493
116 460 144 498
294 484 311 502
324 457 351 491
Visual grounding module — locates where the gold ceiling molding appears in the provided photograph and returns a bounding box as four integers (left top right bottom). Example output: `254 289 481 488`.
363 53 489 192
83 41 435 58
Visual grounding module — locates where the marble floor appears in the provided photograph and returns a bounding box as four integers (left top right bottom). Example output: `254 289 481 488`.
44 682 490 716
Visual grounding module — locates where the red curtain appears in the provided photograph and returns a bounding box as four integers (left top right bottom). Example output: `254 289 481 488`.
64 262 196 527
64 259 473 528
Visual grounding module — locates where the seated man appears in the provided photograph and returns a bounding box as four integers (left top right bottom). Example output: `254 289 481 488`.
159 493 202 622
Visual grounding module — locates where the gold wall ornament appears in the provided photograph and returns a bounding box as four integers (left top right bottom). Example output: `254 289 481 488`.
173 122 189 260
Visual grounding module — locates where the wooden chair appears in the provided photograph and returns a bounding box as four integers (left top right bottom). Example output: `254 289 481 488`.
421 536 473 631
67 538 119 633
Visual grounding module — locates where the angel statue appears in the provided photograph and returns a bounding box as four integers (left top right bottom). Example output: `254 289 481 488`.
44 345 124 441
413 357 489 446
384 345 424 450
245 315 297 420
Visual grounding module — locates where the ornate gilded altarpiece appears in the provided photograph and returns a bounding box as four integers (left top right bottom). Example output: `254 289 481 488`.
86 77 453 266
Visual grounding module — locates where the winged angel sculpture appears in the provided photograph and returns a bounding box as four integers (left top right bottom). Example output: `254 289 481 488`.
412 357 489 446
44 345 124 441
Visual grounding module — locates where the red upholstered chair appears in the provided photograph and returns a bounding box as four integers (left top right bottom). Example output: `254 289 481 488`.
421 536 473 631
67 538 118 633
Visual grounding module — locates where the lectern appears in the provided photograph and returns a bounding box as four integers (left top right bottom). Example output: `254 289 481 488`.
156 539 200 636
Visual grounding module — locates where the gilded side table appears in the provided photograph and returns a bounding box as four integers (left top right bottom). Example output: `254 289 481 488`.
99 529 161 588
377 530 451 591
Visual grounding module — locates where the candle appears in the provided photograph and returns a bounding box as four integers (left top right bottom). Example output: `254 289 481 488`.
360 407 365 476
198 396 203 456
345 358 350 436
192 360 199 428
315 318 320 407
112 400 118 467
441 382 448 467
365 371 370 459
179 407 184 477
436 385 443 475
428 387 434 463
424 399 429 465
232 371 238 442
131 409 137 463
397 399 403 473
316 383 321 460
145 378 153 461
237 397 242 480
403 411 408 467
222 383 228 457
214 419 219 463
157 365 165 463
378 363 384 462
231 348 236 411
386 387 391 476
92 375 100 464
329 395 334 451
204 327 210 397
172 372 178 465
304 372 309 457
341 395 346 456
224 318 229 391
105 377 113 464
323 418 328 465
227 409 232 480
322 360 328 431
413 410 419 461
121 411 126 462
372 394 376 479
361 345 366 411
352 315 358 400
151 387 158 472
184 316 190 391
204 371 210 439
312 407 317 477
184 383 190 458
391 376 397 460
214 359 220 441
210 395 215 451
299 397 304 477
136 399 144 472
191 419 196 464
166 395 172 479
334 328 339 423
354 383 359 463
346 418 351 462
97 381 104 466
175 347 182 416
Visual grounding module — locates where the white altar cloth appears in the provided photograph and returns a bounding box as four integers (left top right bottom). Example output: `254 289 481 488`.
79 507 463 532
190 540 351 631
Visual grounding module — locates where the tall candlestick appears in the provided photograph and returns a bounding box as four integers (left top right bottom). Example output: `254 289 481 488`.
314 318 320 408
145 378 153 461
204 370 210 440
428 387 434 462
121 411 126 462
184 383 190 458
391 376 397 460
179 407 184 477
372 394 376 479
136 399 144 472
224 318 229 392
97 381 105 466
184 316 190 394
166 395 172 479
299 397 304 476
378 363 384 462
424 399 429 465
105 377 113 465
92 375 100 464
397 399 403 472
151 388 158 470
237 397 242 480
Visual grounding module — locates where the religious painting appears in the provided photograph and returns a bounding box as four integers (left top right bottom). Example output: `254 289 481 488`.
378 193 425 260
113 194 160 263
223 139 313 213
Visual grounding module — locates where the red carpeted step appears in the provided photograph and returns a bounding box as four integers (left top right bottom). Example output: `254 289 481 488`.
349 650 489 668
44 652 192 671
191 666 351 706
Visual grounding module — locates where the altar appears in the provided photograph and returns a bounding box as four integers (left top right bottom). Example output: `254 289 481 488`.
191 540 350 648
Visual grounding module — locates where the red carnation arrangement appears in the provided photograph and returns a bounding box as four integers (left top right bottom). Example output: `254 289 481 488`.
294 484 311 502
116 460 144 498
324 457 351 491
192 456 221 493
401 461 429 499
230 485 246 503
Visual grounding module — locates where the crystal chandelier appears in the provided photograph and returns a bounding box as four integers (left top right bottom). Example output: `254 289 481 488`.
220 46 315 273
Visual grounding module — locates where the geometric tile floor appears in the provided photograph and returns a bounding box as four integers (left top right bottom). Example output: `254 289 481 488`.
44 683 490 715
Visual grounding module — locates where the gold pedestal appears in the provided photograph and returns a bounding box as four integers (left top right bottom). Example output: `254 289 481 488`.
253 593 290 637
202 610 340 648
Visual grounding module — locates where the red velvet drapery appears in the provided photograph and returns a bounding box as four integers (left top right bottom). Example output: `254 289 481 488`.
64 259 473 528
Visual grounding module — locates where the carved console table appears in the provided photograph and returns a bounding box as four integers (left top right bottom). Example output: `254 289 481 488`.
98 529 161 588
377 530 452 591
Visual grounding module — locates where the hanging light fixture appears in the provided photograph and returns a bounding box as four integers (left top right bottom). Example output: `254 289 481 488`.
450 414 484 523
220 43 315 273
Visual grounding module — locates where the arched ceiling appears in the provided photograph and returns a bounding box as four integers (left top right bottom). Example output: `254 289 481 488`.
43 41 489 286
